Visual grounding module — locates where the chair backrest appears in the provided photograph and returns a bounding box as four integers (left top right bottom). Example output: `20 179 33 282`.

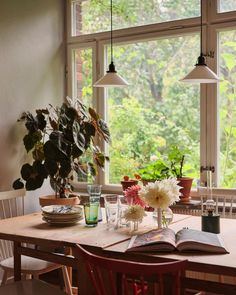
0 189 26 261
198 187 236 218
74 244 187 295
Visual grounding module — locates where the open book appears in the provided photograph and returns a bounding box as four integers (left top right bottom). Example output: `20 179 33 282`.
127 228 229 254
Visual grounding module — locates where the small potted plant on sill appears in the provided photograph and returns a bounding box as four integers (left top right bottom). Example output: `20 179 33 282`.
12 97 111 206
137 157 170 185
167 145 193 202
120 175 141 192
137 146 193 202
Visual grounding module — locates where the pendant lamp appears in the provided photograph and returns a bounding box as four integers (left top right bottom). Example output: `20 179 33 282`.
181 0 219 83
93 0 128 87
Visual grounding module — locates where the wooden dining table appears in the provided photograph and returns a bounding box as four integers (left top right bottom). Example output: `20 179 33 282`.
0 209 236 294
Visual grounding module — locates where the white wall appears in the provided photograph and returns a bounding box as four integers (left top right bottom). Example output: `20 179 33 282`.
0 0 65 212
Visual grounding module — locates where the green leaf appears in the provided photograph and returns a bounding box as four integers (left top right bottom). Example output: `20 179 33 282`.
12 179 24 190
59 160 71 178
33 160 48 179
21 164 34 181
65 105 78 121
89 107 100 121
49 116 58 131
49 131 71 157
25 176 44 191
73 121 86 153
84 122 96 137
87 162 97 177
23 112 38 133
36 112 46 131
36 109 49 115
32 142 44 161
98 119 111 143
23 131 42 152
44 140 67 161
94 152 106 168
71 144 83 158
44 159 58 177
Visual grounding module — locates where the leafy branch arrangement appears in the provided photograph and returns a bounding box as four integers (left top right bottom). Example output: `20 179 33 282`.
138 145 190 181
167 145 188 178
13 97 111 198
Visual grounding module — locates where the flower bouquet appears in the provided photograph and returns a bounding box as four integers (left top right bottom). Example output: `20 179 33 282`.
123 184 146 231
139 178 181 228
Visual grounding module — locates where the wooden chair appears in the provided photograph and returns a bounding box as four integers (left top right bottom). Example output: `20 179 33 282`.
74 244 187 295
0 189 72 295
0 279 66 295
198 187 236 218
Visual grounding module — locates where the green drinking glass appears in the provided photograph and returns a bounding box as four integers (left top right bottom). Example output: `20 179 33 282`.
84 203 99 227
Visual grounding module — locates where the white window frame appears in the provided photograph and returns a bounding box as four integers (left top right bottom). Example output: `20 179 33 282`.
66 0 236 194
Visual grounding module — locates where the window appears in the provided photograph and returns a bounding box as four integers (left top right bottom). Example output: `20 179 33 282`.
219 29 236 187
67 0 236 191
106 34 200 184
71 0 200 36
70 47 93 107
219 0 236 13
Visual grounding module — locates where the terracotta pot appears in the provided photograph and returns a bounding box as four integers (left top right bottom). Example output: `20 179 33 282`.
39 195 80 207
177 177 193 202
120 180 138 191
142 179 155 186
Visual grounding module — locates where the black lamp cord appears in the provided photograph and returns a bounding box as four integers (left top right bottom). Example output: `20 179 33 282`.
197 0 206 65
110 0 113 64
107 0 116 72
200 0 203 55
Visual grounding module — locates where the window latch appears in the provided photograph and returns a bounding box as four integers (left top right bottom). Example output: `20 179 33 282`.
200 166 215 173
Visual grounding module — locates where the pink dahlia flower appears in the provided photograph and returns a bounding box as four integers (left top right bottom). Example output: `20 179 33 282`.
124 185 146 208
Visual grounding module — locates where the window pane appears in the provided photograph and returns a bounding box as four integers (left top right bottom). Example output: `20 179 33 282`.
219 0 236 13
71 0 200 36
72 47 93 182
219 29 236 187
106 34 200 185
72 48 93 107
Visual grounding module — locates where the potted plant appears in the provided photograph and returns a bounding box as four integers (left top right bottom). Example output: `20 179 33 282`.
13 97 111 206
137 146 193 202
120 175 140 191
137 158 170 185
167 145 193 202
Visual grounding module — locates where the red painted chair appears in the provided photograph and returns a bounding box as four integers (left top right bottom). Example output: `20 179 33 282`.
75 244 187 295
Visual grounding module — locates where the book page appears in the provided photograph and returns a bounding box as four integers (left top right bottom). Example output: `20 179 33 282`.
176 228 229 253
127 228 176 252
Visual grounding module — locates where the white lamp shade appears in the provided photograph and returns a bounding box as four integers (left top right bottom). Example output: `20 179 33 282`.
93 72 129 87
181 64 219 83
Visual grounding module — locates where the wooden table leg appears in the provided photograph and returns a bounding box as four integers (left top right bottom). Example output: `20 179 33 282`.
13 242 21 281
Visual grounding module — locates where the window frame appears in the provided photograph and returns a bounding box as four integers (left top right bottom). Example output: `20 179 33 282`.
66 0 236 193
210 0 236 21
208 20 236 186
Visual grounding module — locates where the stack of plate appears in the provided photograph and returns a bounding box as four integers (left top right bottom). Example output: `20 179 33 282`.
42 205 83 225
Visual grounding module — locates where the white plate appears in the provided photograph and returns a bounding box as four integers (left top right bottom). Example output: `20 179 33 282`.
42 216 82 225
42 205 82 215
42 212 83 220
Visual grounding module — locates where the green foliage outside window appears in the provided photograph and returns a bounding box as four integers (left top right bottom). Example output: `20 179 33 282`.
219 30 236 187
74 0 200 35
73 1 236 188
107 35 200 184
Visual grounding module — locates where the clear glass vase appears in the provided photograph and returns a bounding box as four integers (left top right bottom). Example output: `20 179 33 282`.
162 207 173 227
153 207 173 228
131 220 139 231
